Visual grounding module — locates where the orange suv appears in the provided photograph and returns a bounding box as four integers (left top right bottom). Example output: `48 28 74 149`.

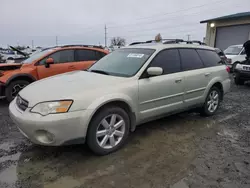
0 45 108 102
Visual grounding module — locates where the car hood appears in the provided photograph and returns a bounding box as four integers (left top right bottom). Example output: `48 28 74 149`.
19 71 129 107
225 55 237 59
0 63 22 71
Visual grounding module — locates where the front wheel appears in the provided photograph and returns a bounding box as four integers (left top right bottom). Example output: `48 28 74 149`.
87 106 130 155
5 80 30 102
200 87 221 116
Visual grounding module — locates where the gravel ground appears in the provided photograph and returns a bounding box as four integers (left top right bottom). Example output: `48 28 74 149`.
0 79 250 188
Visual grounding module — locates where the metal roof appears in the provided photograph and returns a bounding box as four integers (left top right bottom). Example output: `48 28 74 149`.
200 12 250 23
125 43 215 51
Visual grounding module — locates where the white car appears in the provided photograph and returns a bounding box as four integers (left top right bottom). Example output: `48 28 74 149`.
9 42 231 155
224 44 246 71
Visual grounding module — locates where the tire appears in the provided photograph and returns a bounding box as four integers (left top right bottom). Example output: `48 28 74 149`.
234 74 244 85
5 80 30 102
232 62 239 73
87 106 130 155
200 87 221 116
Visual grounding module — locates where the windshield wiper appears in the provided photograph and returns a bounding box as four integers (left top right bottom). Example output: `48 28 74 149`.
89 69 109 75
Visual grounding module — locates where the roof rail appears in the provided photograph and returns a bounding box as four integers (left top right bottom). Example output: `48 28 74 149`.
60 45 104 49
129 39 206 46
163 40 206 45
129 42 145 46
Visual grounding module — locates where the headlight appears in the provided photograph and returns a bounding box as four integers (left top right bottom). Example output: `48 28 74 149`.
30 100 73 116
235 64 243 70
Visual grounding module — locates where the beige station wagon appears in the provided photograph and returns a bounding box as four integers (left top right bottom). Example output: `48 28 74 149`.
9 40 231 155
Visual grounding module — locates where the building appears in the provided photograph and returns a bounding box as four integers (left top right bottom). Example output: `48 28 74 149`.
200 12 250 50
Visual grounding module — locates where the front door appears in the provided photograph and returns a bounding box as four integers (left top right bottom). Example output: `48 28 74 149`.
138 49 184 121
36 49 75 79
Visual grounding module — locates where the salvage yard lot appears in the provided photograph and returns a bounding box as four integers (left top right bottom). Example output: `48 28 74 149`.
0 78 250 188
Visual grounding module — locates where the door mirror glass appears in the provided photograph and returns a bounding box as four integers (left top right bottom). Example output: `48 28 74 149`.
45 58 54 68
147 67 163 77
46 57 54 64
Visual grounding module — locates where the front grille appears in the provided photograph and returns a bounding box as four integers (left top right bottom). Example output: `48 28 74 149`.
16 95 29 111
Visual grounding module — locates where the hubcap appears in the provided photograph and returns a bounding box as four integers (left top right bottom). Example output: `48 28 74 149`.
11 84 27 98
207 90 219 113
96 114 125 149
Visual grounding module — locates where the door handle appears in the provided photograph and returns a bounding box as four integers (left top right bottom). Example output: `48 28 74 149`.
175 78 182 83
68 66 76 69
205 73 211 77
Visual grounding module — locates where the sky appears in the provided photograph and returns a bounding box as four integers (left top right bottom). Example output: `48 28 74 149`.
0 0 250 48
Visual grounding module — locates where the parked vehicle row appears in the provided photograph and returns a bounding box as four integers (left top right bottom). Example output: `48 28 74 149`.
9 41 231 155
0 45 108 101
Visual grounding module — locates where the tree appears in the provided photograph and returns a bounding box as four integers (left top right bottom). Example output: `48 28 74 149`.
155 33 162 42
110 37 126 47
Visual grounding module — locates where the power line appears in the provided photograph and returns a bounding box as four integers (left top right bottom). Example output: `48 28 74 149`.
107 0 232 29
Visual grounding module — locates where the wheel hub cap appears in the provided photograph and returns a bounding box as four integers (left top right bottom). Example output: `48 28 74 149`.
207 90 219 113
96 114 126 149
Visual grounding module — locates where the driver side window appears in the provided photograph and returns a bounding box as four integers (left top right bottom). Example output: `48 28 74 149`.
39 50 74 65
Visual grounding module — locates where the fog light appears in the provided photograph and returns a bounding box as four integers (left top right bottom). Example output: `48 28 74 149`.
35 130 55 144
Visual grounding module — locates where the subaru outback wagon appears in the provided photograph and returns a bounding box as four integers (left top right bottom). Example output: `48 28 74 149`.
9 41 231 155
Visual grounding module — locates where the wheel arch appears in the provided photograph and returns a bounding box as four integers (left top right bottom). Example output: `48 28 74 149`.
87 99 137 133
205 79 224 101
6 74 36 86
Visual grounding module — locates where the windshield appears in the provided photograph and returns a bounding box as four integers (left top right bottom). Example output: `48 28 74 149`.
224 46 242 55
88 48 155 77
22 49 54 64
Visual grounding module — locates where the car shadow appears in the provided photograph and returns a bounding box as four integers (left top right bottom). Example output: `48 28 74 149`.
14 111 214 188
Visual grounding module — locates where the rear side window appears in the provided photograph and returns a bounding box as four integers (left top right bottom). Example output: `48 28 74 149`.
75 50 105 61
150 49 181 74
179 49 204 71
197 50 222 67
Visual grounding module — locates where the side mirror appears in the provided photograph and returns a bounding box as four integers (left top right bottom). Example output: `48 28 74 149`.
147 67 163 77
45 58 54 68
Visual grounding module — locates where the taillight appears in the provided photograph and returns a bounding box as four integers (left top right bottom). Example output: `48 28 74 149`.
226 66 230 73
227 58 232 64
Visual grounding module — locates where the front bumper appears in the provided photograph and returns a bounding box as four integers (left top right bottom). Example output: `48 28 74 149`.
234 69 250 80
9 98 93 146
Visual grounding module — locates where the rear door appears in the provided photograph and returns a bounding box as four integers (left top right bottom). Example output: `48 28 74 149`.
138 49 184 120
179 48 208 107
73 49 106 71
36 49 75 79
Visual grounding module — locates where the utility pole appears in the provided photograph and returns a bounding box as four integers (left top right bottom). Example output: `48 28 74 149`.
56 36 58 46
187 34 191 41
32 40 34 49
105 25 107 47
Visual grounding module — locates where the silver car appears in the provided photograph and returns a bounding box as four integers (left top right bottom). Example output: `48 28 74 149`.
9 43 231 155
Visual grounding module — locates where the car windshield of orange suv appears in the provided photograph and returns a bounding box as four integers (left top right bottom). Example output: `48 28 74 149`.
0 46 108 102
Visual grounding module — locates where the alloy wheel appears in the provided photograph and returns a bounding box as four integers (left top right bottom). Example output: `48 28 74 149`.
11 84 27 98
96 114 126 149
207 90 219 113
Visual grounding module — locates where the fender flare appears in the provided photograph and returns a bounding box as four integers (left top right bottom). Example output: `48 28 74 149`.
6 74 37 85
86 94 137 132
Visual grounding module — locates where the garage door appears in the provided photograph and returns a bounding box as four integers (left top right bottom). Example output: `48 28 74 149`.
215 24 250 50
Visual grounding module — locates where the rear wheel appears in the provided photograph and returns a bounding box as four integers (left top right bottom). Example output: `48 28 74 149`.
200 87 221 116
5 80 30 102
234 74 244 85
87 106 130 155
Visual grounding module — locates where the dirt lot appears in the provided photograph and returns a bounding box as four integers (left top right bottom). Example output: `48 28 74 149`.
0 79 250 188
